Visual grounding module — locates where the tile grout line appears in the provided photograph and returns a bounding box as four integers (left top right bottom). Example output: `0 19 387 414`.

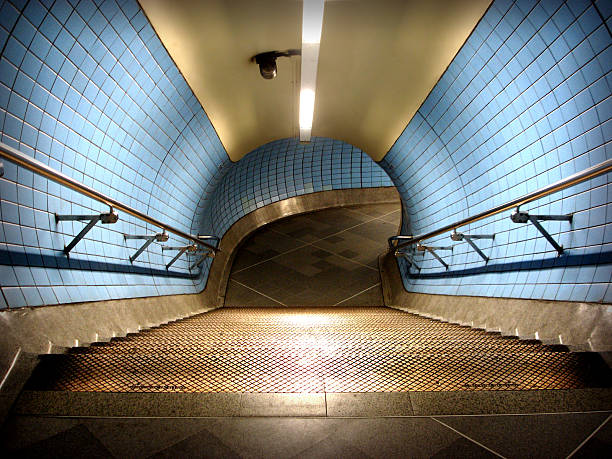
566 413 611 458
233 207 399 274
307 244 379 272
232 240 311 274
228 279 287 306
343 205 401 222
333 283 382 306
431 417 508 459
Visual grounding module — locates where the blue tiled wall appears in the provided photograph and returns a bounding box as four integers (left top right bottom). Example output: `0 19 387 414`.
204 137 392 238
191 136 393 290
380 0 612 303
0 1 393 309
0 0 229 308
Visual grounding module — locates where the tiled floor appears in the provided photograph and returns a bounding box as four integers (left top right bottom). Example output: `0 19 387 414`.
1 412 611 458
224 203 401 307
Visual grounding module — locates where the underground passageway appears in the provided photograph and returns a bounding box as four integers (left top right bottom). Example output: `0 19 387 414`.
1 0 612 456
225 203 401 307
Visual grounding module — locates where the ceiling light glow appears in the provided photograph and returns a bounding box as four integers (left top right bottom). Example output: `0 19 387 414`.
299 89 315 129
299 0 325 142
302 0 324 44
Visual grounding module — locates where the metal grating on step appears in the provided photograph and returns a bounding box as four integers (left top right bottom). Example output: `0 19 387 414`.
27 307 610 393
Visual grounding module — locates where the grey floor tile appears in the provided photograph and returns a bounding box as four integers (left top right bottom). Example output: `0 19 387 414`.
229 245 381 306
6 424 112 459
331 417 468 459
204 417 335 458
326 392 413 416
429 437 498 458
313 231 385 269
346 203 401 218
82 418 211 459
409 389 612 416
225 204 393 307
0 415 81 452
148 426 241 459
436 412 611 459
333 282 383 306
224 279 285 306
293 435 372 459
345 218 398 243
572 415 612 458
239 393 326 416
231 230 306 272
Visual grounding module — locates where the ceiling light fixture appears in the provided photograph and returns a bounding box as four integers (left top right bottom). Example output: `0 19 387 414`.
299 0 325 142
251 50 301 80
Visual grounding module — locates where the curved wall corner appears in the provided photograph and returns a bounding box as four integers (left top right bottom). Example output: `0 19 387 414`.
380 0 612 303
191 136 395 293
200 187 399 308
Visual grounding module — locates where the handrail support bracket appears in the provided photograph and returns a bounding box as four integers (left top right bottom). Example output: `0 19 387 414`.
417 244 453 270
511 210 572 255
451 231 495 263
124 232 169 262
55 208 118 255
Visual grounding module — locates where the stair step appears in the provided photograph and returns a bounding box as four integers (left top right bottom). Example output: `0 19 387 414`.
25 307 611 393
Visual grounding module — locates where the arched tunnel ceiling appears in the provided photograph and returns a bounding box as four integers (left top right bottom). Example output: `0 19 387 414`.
138 0 491 161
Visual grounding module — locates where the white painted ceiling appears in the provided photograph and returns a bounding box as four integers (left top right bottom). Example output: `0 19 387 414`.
139 0 491 161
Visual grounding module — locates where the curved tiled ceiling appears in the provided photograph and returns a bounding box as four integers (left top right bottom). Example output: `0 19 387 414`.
138 0 491 161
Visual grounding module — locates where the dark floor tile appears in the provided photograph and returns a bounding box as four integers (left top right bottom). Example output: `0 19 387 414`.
339 249 359 259
332 417 466 458
7 424 112 459
224 279 285 307
334 282 383 306
293 435 372 459
313 230 384 268
345 218 398 243
226 204 393 307
346 203 401 219
572 415 612 458
82 418 211 459
267 209 364 242
231 230 305 272
0 415 80 452
311 249 331 259
148 426 241 459
230 243 381 306
436 412 610 459
207 417 334 458
429 437 498 458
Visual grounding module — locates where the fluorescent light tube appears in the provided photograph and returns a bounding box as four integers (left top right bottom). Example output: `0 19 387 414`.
302 0 324 44
300 0 325 142
300 89 315 129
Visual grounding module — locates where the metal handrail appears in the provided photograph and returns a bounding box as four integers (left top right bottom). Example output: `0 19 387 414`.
390 157 612 250
0 141 218 252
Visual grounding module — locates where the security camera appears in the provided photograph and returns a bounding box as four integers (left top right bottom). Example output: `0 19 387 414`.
251 49 301 79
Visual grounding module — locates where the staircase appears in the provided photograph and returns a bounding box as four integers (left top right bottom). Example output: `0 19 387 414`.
25 307 610 394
